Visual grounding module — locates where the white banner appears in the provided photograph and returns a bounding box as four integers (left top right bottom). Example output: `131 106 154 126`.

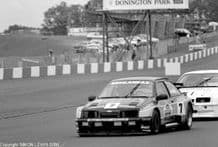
103 0 189 11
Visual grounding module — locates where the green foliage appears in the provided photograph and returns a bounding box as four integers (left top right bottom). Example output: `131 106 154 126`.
4 24 38 34
190 0 218 22
205 0 218 21
42 2 84 35
83 0 102 27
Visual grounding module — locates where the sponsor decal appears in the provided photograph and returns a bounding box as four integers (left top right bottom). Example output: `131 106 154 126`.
114 0 153 6
111 81 151 85
173 0 183 4
164 104 172 117
104 103 120 109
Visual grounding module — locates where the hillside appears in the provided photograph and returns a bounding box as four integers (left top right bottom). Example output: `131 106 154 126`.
0 34 86 57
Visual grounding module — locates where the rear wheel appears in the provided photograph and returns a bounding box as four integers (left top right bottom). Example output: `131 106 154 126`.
150 110 161 134
78 133 85 137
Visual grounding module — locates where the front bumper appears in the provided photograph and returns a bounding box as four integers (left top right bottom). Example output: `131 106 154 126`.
193 104 218 118
76 117 151 136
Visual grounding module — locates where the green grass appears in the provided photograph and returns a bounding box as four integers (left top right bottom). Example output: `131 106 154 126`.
0 34 86 57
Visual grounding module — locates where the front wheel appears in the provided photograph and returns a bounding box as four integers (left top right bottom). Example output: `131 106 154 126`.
180 105 193 130
150 110 161 134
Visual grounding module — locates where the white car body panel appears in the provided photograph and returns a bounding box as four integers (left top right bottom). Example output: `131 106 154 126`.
178 70 218 118
180 87 218 118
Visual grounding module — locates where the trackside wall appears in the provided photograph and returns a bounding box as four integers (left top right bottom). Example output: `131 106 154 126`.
0 46 218 80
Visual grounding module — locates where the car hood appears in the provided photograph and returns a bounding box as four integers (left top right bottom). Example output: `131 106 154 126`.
179 87 218 99
83 98 153 110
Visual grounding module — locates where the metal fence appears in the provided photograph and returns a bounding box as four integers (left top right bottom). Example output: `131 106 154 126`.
1 32 218 69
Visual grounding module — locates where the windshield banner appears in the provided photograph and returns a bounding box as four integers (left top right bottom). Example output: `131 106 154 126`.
111 81 151 85
103 0 189 11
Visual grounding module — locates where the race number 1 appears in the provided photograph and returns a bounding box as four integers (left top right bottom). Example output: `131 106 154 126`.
178 103 185 115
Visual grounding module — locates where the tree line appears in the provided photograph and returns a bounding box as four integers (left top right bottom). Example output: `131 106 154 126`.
4 0 218 35
40 1 101 35
3 24 39 34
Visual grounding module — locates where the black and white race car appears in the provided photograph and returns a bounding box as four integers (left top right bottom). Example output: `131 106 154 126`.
75 77 193 136
177 70 218 118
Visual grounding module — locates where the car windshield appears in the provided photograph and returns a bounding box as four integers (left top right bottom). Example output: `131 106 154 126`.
99 80 154 98
177 73 218 87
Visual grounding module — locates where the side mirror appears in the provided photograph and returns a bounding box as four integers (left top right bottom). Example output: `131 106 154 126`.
156 94 168 101
173 83 184 89
88 96 97 102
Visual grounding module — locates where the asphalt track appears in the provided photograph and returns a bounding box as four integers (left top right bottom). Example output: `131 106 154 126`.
1 54 218 147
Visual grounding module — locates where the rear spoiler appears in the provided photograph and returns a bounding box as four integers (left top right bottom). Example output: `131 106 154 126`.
173 83 184 88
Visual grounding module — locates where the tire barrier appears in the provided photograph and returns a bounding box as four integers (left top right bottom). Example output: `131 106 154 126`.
0 46 218 80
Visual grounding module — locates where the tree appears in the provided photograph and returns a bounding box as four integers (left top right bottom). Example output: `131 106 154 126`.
83 0 103 27
4 24 38 34
41 2 84 35
189 0 218 22
205 0 218 21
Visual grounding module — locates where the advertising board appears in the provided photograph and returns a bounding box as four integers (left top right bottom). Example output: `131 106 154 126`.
103 0 189 11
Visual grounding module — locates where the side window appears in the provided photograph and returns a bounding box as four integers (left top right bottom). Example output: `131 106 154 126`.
164 81 181 97
156 82 169 98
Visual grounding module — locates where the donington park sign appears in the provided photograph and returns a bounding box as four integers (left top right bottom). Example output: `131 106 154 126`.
103 0 189 11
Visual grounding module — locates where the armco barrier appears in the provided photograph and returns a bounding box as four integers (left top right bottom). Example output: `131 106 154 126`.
0 46 218 80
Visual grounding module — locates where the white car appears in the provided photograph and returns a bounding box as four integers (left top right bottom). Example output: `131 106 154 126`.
176 70 218 118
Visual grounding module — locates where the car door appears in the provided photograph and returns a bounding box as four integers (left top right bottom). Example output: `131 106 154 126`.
164 81 184 117
155 81 171 121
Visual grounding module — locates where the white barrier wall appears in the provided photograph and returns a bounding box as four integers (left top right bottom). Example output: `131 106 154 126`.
148 60 154 69
157 59 162 68
198 51 202 59
104 62 111 73
0 46 218 80
189 53 193 61
127 61 134 71
77 64 85 74
47 66 56 76
91 63 98 74
116 62 123 72
0 68 3 80
63 64 71 75
215 47 218 53
185 54 189 63
31 66 40 77
138 60 144 70
211 48 215 55
13 67 23 79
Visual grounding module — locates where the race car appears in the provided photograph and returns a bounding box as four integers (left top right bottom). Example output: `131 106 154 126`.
75 77 193 136
176 70 218 118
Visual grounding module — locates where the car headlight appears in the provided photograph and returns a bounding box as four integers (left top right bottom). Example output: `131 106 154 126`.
76 107 83 119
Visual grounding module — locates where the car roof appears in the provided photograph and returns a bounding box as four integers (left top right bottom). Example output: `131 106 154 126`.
112 77 167 82
183 70 218 75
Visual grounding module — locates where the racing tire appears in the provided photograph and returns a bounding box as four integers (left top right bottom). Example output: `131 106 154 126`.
180 105 193 130
78 133 89 137
150 110 161 134
78 134 84 137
